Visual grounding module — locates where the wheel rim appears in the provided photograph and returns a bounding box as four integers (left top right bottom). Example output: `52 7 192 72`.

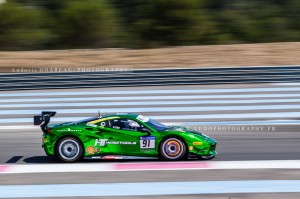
58 139 80 160
162 138 184 159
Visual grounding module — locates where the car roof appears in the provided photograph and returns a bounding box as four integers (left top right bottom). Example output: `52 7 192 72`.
101 113 139 119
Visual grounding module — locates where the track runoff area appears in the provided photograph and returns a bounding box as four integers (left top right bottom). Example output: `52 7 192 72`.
0 82 300 198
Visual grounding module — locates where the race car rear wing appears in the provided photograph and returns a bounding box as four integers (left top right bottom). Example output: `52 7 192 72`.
34 111 56 133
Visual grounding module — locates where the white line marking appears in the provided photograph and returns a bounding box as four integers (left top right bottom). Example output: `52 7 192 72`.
1 120 299 129
165 120 300 125
1 180 300 197
1 112 300 123
1 98 300 108
0 125 37 130
1 93 300 103
1 104 300 115
273 83 300 86
1 160 300 174
2 164 112 174
1 87 300 97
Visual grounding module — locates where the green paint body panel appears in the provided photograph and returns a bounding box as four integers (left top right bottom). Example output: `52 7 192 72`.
42 113 217 159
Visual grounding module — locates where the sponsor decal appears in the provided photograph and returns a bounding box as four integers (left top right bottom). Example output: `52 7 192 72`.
94 139 107 146
107 141 137 145
86 146 95 155
102 155 123 160
140 136 155 149
94 139 136 146
140 149 155 152
57 129 81 132
193 142 203 146
90 156 102 159
189 146 194 151
95 148 101 153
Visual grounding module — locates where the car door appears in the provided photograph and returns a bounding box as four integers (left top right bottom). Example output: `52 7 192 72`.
104 118 153 156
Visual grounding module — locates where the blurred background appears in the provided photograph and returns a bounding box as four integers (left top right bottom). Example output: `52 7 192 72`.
0 0 300 50
1 1 300 199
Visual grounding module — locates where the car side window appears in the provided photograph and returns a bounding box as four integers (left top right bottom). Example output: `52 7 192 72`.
109 118 142 131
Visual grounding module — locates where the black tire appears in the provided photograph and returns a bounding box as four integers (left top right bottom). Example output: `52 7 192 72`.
56 137 83 163
159 137 186 161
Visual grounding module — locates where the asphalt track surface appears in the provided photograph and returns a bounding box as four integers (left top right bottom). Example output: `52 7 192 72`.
1 128 300 164
1 83 300 198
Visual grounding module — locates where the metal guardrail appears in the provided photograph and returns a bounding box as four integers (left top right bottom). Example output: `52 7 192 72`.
0 66 300 91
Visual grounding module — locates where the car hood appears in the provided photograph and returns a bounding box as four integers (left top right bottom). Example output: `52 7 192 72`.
166 125 196 133
166 126 216 143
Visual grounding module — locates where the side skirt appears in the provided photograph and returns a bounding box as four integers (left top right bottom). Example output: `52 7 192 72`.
84 155 158 160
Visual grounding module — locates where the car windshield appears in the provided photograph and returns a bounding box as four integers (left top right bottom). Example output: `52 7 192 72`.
146 118 169 131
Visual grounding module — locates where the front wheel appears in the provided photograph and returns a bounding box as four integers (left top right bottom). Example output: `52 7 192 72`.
56 137 83 163
159 137 186 161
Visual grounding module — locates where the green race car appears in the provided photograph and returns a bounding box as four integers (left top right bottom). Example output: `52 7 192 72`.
34 112 217 162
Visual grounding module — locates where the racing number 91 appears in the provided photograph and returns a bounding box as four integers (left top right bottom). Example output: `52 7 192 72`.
142 140 150 148
140 136 155 149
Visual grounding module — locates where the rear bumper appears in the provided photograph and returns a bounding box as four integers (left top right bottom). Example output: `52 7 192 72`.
43 143 54 156
42 136 55 156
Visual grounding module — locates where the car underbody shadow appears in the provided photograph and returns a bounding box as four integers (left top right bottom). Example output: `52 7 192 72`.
22 155 207 164
6 156 23 163
23 156 162 164
23 156 61 164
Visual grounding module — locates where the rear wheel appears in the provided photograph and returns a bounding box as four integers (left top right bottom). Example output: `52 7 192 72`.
159 137 186 161
56 137 83 163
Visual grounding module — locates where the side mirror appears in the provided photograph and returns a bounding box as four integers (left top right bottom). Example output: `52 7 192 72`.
141 127 151 135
